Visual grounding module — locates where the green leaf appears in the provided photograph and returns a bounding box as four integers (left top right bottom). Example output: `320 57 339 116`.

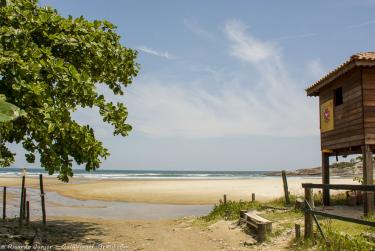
0 96 26 122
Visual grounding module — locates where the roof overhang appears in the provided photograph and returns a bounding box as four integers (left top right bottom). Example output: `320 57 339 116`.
306 55 375 97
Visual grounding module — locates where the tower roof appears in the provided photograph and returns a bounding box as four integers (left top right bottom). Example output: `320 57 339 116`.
306 52 375 96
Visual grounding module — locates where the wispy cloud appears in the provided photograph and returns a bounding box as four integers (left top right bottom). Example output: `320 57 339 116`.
137 46 174 59
273 33 318 41
224 20 279 63
183 18 215 41
125 19 319 138
347 19 375 29
306 59 326 79
271 17 375 42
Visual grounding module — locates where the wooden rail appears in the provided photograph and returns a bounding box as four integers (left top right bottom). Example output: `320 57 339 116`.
302 183 375 239
305 208 375 227
302 183 375 191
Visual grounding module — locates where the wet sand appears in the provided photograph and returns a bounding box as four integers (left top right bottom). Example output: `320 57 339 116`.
4 187 212 220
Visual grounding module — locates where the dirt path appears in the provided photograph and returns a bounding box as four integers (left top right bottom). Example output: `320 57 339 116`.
36 216 293 251
1 216 295 251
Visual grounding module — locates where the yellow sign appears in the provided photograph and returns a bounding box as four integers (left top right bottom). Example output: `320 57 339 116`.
320 99 334 132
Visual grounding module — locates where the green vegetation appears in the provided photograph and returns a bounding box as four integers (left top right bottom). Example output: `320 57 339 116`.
201 200 262 222
0 0 139 181
330 161 355 169
199 193 375 250
352 176 375 184
0 95 25 123
313 192 348 207
201 195 301 223
294 219 375 251
0 95 26 166
201 193 345 224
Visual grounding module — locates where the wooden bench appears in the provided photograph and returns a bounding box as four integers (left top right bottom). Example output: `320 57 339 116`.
239 210 273 242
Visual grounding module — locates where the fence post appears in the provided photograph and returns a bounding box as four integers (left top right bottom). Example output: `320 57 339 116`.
223 194 227 205
282 170 290 205
2 186 6 220
39 174 46 226
26 201 30 225
304 186 313 239
252 193 255 202
295 224 301 239
22 188 26 219
19 175 25 226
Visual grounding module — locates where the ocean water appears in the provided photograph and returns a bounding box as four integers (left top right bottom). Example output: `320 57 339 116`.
0 167 276 180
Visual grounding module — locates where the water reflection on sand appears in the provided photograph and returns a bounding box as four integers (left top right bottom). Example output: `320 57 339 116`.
4 187 212 220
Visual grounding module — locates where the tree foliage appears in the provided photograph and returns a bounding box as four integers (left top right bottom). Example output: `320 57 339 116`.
0 95 25 122
0 0 139 181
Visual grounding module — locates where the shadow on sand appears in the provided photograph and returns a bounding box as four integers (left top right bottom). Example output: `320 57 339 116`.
1 218 105 247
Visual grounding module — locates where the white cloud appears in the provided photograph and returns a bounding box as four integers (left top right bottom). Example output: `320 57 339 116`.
58 19 320 140
124 19 319 139
224 20 278 63
126 76 317 138
306 59 326 79
347 19 375 29
137 46 174 59
273 33 318 41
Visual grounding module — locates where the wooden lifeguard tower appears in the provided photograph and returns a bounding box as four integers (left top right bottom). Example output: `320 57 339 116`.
306 52 375 215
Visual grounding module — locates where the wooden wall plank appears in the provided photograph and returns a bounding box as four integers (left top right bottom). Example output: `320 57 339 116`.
363 67 375 145
319 67 364 150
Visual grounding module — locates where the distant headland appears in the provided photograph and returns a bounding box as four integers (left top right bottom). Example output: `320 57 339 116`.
267 160 369 177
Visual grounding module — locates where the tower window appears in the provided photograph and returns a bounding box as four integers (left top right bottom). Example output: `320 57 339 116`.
334 87 343 106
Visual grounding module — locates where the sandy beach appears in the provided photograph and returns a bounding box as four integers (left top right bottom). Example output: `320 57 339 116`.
0 176 357 204
0 176 363 250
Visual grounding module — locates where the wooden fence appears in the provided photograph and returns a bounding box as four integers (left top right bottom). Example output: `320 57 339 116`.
302 183 375 240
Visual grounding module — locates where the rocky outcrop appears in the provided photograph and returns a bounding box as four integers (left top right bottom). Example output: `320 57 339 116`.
267 162 370 177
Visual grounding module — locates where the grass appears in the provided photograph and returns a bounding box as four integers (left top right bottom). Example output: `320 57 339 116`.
313 192 348 207
291 194 375 251
292 217 375 251
198 193 375 251
200 194 300 223
292 226 375 251
200 200 262 222
260 209 302 222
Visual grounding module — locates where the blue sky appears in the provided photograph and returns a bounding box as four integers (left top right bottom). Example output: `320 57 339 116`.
11 1 375 171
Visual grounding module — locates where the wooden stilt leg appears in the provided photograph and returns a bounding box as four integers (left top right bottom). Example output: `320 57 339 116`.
362 145 374 216
322 152 330 206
